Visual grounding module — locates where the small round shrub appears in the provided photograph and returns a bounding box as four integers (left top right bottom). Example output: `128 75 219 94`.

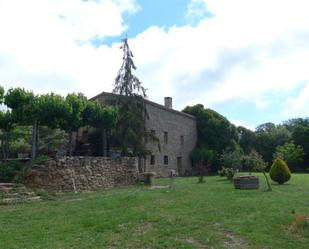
269 158 291 184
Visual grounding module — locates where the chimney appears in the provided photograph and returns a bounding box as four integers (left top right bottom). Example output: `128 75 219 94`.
164 97 173 109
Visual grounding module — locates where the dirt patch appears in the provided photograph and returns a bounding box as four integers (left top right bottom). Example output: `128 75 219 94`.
286 214 309 238
185 237 209 249
213 223 250 249
65 198 84 202
133 222 155 236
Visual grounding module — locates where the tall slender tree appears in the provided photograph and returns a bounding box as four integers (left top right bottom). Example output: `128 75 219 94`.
113 38 149 157
113 38 146 98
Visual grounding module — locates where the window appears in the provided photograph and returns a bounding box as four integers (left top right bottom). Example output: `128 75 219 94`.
150 155 155 165
164 132 168 144
180 135 184 147
164 155 168 165
150 129 156 136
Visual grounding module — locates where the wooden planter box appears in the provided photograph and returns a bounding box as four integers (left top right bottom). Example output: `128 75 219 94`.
233 176 259 189
140 172 156 185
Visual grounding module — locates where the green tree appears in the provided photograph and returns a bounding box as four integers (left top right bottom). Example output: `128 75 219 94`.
0 85 4 103
112 38 149 157
238 126 256 154
274 142 304 169
38 93 70 155
61 93 87 156
83 101 118 156
183 104 238 153
220 146 243 171
246 150 272 191
191 147 217 182
0 110 15 159
5 89 70 158
255 125 291 164
191 147 216 166
4 88 39 158
255 122 276 132
292 125 309 164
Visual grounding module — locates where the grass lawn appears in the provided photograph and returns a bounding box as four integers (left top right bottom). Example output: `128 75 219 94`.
1 173 309 249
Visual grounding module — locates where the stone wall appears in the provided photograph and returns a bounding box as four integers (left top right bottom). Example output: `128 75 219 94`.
26 157 138 192
145 101 197 177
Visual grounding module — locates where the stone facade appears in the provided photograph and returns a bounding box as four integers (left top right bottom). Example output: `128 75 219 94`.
144 100 197 177
26 157 138 192
92 92 197 177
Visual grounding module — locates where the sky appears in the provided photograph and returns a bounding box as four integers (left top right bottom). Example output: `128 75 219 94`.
0 0 309 130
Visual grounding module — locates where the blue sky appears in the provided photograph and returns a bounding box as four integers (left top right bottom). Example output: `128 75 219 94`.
0 0 309 130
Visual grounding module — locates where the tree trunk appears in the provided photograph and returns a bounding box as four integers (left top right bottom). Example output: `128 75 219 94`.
68 130 73 156
262 171 272 191
2 131 9 160
1 138 5 160
31 120 38 159
5 132 9 160
102 128 107 157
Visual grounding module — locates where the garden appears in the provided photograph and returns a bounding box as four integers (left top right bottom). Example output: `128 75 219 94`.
1 173 309 249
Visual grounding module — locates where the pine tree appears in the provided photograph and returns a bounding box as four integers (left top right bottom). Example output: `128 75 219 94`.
113 38 149 157
113 38 146 98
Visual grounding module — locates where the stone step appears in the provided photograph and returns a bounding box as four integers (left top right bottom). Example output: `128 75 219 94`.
16 186 26 191
0 183 15 187
5 193 19 197
0 186 27 194
0 187 13 193
4 192 35 197
1 196 41 205
1 197 22 204
25 196 41 202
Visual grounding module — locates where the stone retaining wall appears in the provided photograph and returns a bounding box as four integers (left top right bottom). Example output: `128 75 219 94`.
26 157 138 192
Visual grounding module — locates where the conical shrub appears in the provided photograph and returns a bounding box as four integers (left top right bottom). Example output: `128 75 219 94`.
269 158 291 184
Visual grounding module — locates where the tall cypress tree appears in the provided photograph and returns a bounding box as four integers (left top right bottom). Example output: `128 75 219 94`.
113 38 148 157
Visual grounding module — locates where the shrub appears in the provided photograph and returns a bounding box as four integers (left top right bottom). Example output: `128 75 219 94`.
269 158 291 184
220 149 243 171
217 167 238 180
0 161 22 182
225 168 238 180
218 167 226 177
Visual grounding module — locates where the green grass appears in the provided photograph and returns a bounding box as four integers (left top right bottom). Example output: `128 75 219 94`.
1 173 309 249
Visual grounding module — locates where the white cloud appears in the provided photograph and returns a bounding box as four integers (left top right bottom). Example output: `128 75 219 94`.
230 120 255 131
283 81 309 118
0 0 138 96
128 0 309 111
185 0 211 25
0 0 309 127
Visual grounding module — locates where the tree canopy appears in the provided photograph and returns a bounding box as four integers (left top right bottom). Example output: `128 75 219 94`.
183 104 238 153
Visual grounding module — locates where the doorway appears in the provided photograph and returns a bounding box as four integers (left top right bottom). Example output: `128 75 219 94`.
177 157 182 176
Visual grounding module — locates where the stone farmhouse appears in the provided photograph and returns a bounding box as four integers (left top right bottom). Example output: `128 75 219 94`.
91 92 197 177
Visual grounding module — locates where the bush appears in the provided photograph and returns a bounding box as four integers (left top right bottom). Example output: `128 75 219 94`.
0 161 22 182
217 167 238 180
218 167 226 177
274 142 304 169
220 149 243 171
269 158 291 184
